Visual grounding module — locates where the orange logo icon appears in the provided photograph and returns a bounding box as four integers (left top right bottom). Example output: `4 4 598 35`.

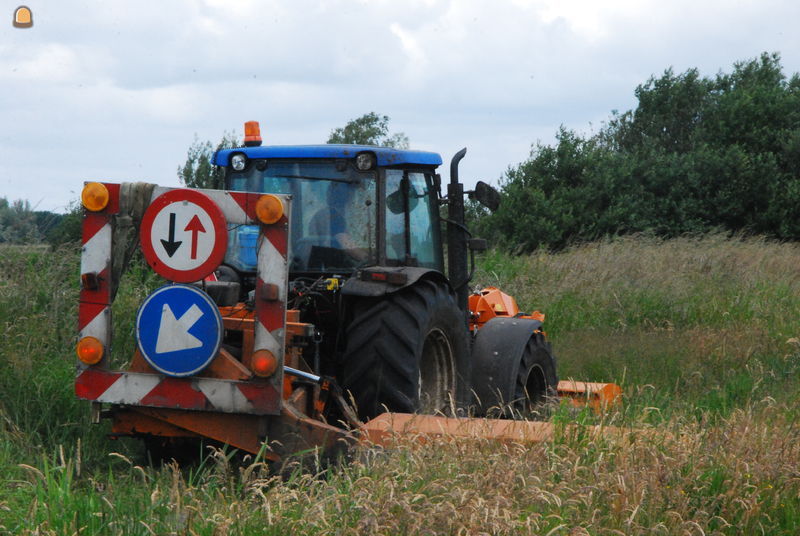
13 6 33 28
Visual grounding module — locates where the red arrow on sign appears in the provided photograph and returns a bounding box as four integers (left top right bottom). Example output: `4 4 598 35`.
184 214 207 260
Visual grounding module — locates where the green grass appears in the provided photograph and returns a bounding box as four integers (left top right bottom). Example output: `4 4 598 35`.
1 235 800 534
475 234 800 419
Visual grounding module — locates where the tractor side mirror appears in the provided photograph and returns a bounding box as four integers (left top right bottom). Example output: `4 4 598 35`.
386 177 420 215
472 181 501 212
386 188 404 214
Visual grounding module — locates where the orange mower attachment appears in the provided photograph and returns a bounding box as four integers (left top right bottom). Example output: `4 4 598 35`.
470 287 622 413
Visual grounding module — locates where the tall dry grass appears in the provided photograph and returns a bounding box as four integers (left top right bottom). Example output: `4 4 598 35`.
7 403 799 534
477 233 800 334
2 235 800 534
476 234 800 417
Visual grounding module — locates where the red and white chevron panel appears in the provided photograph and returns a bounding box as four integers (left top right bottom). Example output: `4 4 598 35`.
149 186 267 225
75 368 280 414
254 205 290 396
76 184 291 416
180 187 292 396
77 182 120 359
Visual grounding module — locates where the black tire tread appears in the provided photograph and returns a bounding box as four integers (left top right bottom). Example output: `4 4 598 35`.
513 331 559 411
340 279 464 419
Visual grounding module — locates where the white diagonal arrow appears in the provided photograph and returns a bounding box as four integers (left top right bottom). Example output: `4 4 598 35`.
155 303 203 353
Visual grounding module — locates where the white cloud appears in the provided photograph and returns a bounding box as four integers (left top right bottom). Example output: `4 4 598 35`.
0 0 798 211
0 42 114 84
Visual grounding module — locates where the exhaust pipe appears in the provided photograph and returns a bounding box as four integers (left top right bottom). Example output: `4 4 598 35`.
447 148 468 313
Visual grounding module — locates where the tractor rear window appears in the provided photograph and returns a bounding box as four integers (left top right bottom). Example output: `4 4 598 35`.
227 161 377 273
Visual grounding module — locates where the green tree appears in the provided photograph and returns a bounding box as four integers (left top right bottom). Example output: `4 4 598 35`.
46 203 82 245
0 198 42 244
177 133 238 189
480 52 800 251
327 112 410 148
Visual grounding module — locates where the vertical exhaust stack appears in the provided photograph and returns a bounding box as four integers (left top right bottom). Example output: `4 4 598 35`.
447 148 468 314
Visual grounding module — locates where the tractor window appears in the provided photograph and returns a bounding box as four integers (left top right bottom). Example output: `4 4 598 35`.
226 160 377 273
407 172 440 269
385 170 442 270
298 178 376 272
385 170 406 264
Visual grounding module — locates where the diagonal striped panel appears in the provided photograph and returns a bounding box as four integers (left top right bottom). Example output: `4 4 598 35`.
77 183 117 359
81 213 110 244
75 370 281 415
237 382 282 413
78 304 109 342
79 267 111 307
76 183 290 417
140 378 208 409
149 187 258 225
227 191 261 223
198 380 250 411
254 199 290 404
261 215 289 257
75 368 122 400
253 321 283 360
98 373 162 405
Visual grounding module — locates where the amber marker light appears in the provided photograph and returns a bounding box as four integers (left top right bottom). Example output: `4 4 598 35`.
81 182 110 212
251 349 278 377
244 120 262 147
255 194 284 225
76 336 104 365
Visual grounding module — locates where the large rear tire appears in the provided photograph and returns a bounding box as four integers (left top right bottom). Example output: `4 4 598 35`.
511 332 558 415
340 278 470 420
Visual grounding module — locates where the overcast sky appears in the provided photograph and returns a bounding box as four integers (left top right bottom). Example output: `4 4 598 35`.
1 0 798 212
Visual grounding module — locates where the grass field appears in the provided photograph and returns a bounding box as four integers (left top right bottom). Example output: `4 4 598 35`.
1 235 799 534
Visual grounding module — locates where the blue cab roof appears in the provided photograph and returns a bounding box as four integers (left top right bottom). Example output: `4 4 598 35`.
214 144 443 168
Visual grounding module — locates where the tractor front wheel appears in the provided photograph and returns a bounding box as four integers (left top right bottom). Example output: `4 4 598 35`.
340 279 470 420
471 317 558 417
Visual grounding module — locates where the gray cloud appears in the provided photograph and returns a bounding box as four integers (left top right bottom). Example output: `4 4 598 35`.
1 0 798 211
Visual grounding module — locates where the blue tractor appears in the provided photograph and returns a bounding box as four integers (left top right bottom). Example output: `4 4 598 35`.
210 121 557 420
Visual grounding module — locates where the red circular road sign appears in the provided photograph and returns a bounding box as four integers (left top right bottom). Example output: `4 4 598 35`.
140 189 228 283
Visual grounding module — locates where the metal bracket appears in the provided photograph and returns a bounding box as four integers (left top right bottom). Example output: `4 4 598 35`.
91 402 102 424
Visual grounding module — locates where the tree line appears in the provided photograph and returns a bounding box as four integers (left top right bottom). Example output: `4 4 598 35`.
0 198 68 244
7 52 798 250
473 52 800 251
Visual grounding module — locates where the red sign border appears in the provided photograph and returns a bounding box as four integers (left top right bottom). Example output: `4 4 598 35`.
140 189 228 283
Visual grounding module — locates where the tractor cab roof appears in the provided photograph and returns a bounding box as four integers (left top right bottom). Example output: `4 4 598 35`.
214 145 443 168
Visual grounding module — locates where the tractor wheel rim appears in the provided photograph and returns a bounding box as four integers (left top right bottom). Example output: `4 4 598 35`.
523 363 547 410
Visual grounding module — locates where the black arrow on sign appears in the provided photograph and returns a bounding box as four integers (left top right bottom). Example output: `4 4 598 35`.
160 212 182 257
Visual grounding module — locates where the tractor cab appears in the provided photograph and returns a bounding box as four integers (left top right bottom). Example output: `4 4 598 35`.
213 126 444 286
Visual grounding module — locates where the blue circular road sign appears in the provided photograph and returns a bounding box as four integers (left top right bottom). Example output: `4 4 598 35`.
136 284 223 377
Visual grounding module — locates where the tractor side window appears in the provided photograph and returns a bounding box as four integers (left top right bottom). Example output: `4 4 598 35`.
385 170 406 264
407 172 439 269
384 170 442 270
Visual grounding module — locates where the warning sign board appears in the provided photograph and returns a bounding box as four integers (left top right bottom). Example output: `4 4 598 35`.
136 284 223 377
140 189 228 282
